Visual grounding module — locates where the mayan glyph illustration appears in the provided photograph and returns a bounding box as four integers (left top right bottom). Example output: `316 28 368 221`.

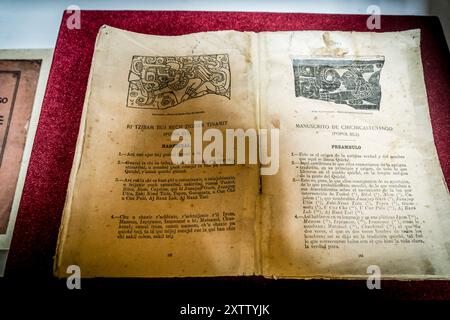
293 57 385 110
127 54 231 109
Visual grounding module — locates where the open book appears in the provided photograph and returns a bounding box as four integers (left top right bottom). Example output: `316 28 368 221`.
54 26 450 279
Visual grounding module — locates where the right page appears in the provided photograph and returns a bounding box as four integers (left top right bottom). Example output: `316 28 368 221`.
260 29 450 279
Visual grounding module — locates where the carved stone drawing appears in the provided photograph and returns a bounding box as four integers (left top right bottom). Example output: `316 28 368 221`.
293 57 385 110
127 54 231 109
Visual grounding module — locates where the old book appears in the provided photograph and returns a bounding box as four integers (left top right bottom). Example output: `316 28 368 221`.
54 26 450 279
0 49 53 276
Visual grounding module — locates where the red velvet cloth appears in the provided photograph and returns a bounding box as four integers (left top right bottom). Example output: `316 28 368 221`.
5 11 450 298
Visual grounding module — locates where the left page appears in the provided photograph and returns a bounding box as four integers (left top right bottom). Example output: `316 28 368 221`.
54 26 260 277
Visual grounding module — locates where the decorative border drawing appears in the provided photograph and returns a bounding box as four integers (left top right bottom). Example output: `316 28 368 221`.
127 54 231 109
293 57 385 110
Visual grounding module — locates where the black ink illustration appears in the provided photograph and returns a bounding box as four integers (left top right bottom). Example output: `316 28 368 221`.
293 57 385 110
127 54 231 109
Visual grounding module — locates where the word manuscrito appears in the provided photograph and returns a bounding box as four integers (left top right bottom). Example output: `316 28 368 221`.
170 121 279 175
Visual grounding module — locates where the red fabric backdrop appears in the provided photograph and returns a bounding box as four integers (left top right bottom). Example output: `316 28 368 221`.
5 11 450 299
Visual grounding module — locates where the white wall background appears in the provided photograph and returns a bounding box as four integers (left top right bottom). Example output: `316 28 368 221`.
0 0 448 49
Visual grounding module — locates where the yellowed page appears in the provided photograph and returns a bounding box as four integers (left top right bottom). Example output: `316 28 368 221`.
54 26 259 278
260 30 450 279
